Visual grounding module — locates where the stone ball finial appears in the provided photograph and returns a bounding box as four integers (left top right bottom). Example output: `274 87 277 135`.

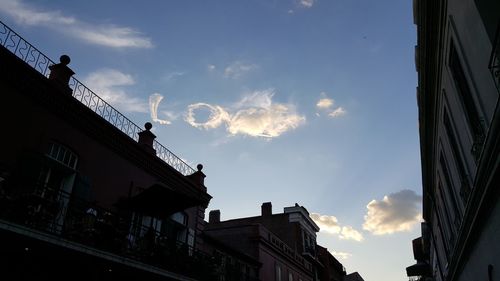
197 164 203 171
144 122 153 131
60 55 71 65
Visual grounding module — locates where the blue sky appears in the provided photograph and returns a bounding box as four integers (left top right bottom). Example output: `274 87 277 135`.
0 0 422 280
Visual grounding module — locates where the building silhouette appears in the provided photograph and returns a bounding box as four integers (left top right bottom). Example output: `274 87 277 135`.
408 0 500 281
0 19 220 281
205 203 347 281
0 19 359 281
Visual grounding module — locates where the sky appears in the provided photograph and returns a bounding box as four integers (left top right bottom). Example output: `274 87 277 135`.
0 1 422 280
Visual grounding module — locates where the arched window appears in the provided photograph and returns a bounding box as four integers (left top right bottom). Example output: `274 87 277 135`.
46 142 78 169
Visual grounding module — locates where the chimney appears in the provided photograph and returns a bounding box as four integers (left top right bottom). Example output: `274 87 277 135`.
209 210 220 223
138 122 156 154
48 55 75 95
261 202 272 217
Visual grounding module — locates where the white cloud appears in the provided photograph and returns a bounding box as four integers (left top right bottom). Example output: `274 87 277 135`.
228 105 304 138
363 189 423 235
316 93 347 118
228 89 305 138
328 107 346 118
0 0 153 49
149 93 172 125
300 0 315 8
310 213 364 242
185 103 231 130
73 24 153 48
330 251 352 260
224 61 258 79
0 0 76 25
207 64 216 71
316 98 334 109
184 89 305 138
339 226 363 242
83 69 147 113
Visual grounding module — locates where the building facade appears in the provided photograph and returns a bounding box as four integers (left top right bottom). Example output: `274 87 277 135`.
408 0 500 280
205 203 348 281
0 19 229 281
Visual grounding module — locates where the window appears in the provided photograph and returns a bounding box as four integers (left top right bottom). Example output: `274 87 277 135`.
443 108 471 202
275 264 282 281
448 41 484 159
439 154 462 221
32 142 79 233
47 142 78 169
162 212 188 243
435 181 453 256
289 272 293 281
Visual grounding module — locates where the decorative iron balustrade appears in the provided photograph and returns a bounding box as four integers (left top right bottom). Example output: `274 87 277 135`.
0 20 195 176
268 232 312 271
489 20 500 93
0 182 219 279
0 21 54 75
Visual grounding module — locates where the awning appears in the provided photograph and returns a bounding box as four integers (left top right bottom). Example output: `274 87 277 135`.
120 183 203 218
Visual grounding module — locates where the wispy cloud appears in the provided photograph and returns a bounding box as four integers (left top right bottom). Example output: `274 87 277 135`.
315 93 347 118
328 107 346 117
83 69 147 113
0 0 153 49
164 71 186 82
310 213 364 242
330 250 352 260
149 93 173 125
363 190 423 235
207 64 216 71
299 0 315 8
224 61 258 79
185 89 305 138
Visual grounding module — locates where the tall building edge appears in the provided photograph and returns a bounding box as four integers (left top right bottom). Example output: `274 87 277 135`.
408 0 500 281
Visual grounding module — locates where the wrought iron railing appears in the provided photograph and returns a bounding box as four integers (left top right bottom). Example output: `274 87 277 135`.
0 20 195 176
489 20 500 93
268 232 312 271
0 182 219 279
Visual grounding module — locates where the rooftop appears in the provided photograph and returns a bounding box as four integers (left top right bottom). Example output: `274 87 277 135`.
0 20 195 176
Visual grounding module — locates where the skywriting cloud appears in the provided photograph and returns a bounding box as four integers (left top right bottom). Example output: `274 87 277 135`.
184 89 305 138
84 69 148 113
310 213 364 242
363 189 423 235
185 103 231 130
0 0 153 48
149 93 172 125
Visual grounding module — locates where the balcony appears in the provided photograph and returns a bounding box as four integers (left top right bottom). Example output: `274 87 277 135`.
406 261 431 277
0 182 218 280
268 232 312 271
